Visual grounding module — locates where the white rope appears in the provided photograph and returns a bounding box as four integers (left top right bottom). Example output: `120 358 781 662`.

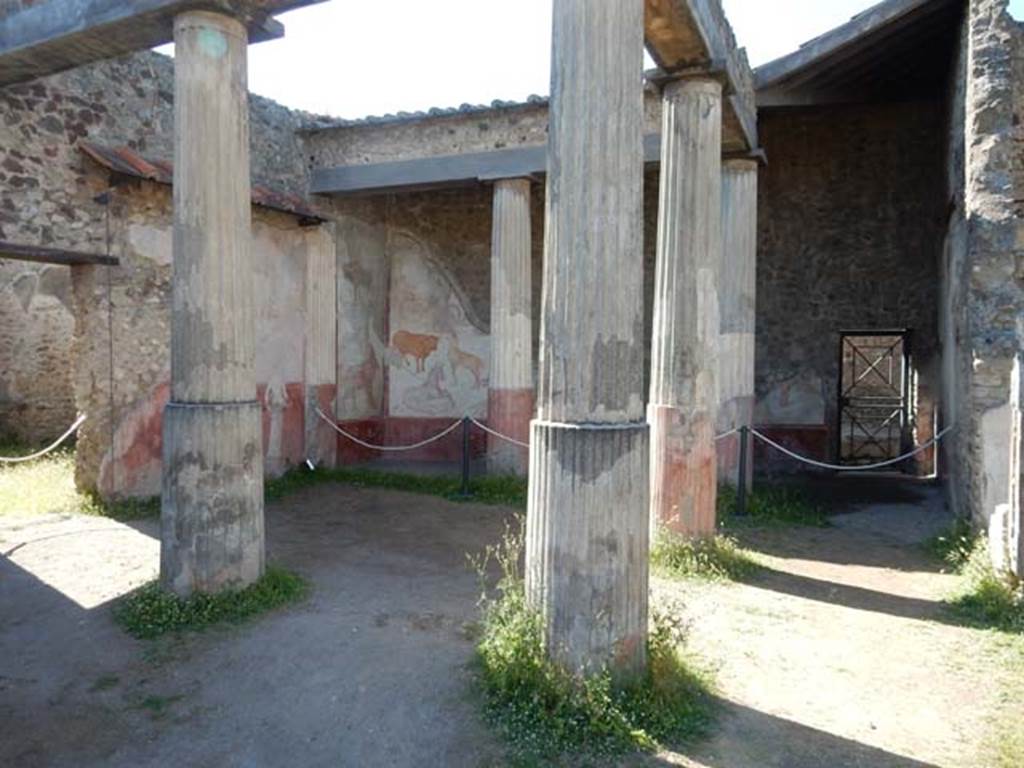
714 426 741 442
315 408 462 452
0 413 87 464
750 424 955 472
468 416 530 449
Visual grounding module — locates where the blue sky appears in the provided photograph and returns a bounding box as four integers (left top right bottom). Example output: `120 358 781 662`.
162 0 1024 119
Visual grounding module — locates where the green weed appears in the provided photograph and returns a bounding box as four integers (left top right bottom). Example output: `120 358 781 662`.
718 483 829 529
944 537 1024 634
472 518 715 761
113 565 308 639
651 528 760 582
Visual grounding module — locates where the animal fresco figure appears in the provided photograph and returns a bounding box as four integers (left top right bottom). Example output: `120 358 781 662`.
447 342 486 388
401 346 457 416
391 330 440 373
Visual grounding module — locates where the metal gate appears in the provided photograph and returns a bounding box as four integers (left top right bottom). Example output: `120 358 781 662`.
837 331 911 466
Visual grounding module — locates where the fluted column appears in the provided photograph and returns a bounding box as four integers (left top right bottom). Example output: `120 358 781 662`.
717 159 758 492
488 178 533 476
161 10 264 596
649 77 723 538
1004 351 1023 578
525 0 648 677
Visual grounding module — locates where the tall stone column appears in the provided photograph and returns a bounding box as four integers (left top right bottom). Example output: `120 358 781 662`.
525 0 648 677
649 76 723 538
488 178 533 476
717 159 758 492
1001 350 1023 578
161 10 264 596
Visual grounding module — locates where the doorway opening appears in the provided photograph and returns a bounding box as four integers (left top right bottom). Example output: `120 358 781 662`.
837 331 912 467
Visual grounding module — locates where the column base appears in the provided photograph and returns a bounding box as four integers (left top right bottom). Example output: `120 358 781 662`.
161 400 265 596
648 403 717 538
525 418 649 678
487 388 533 476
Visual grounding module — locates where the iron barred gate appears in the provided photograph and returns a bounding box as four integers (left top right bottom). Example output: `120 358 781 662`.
837 331 911 467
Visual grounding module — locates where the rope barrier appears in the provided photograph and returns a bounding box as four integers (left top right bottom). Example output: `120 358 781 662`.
750 424 955 472
467 416 530 449
315 408 462 452
0 413 87 464
714 426 741 442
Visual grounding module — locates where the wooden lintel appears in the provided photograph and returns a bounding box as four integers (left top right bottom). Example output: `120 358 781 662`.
0 240 118 267
313 135 666 197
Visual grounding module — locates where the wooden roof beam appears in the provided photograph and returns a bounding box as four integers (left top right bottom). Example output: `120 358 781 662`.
0 240 118 266
0 0 327 87
644 0 758 154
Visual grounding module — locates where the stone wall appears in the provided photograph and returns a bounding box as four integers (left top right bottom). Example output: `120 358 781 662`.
944 0 1024 560
71 175 333 497
304 93 664 167
0 50 315 444
755 100 947 471
330 170 662 463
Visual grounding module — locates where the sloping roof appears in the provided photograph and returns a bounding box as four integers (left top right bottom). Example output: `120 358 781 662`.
754 0 963 106
78 141 325 223
301 95 551 133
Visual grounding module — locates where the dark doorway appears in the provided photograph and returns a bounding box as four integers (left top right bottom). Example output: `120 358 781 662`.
837 331 911 466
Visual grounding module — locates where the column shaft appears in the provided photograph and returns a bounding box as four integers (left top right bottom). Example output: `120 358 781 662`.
488 178 533 476
161 10 264 596
525 0 648 677
1005 352 1023 578
717 159 758 492
649 78 723 538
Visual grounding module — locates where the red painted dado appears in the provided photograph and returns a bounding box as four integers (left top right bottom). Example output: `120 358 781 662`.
334 416 489 464
98 381 170 497
335 418 385 465
487 388 533 472
98 380 313 498
649 404 717 536
753 424 830 472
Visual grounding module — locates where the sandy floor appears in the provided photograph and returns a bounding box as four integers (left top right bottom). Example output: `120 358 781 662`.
0 480 1016 767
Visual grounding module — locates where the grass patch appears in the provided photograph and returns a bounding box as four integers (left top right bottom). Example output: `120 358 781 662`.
651 528 760 582
717 483 829 529
472 519 715 762
266 465 528 508
943 537 1024 634
113 565 308 640
0 445 159 520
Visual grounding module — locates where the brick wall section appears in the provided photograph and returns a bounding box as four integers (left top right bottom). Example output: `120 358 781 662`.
755 101 947 469
0 51 317 444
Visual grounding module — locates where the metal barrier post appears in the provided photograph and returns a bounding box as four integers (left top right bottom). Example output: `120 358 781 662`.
460 416 472 497
736 425 749 516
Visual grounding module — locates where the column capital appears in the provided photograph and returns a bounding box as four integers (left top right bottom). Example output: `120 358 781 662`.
646 63 732 95
173 8 249 42
723 148 768 167
490 176 533 190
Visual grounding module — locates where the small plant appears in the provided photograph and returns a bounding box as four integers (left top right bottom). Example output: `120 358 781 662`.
472 518 715 761
923 516 978 571
113 565 308 639
651 528 760 582
945 536 1024 634
718 483 829 529
266 465 528 508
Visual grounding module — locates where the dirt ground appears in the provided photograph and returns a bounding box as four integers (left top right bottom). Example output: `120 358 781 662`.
0 479 1017 767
